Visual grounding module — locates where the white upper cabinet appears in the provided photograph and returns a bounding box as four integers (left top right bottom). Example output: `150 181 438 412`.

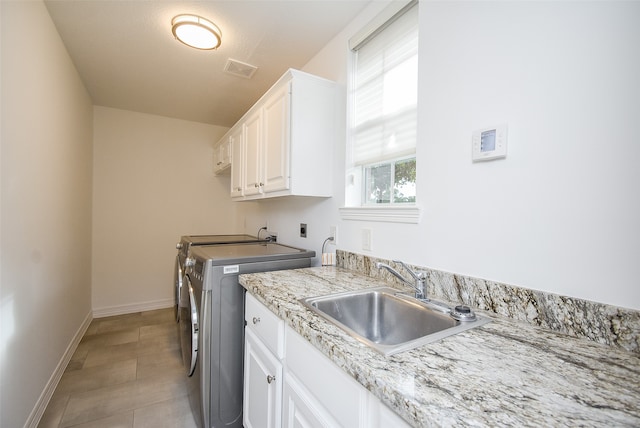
213 136 231 174
244 293 284 428
218 69 337 201
230 125 244 198
242 110 263 196
262 84 290 194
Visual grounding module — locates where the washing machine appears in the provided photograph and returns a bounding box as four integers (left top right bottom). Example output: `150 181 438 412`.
175 234 271 322
179 242 314 428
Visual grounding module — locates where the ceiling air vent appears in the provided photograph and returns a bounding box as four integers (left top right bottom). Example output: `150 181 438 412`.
224 59 258 79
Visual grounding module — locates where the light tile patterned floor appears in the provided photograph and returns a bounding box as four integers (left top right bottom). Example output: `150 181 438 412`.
38 308 197 428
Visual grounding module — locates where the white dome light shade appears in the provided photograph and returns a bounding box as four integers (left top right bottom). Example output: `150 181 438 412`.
172 14 221 50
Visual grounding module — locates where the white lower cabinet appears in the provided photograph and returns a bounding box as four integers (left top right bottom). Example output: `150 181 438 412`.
283 372 339 428
244 293 285 428
368 398 411 428
244 293 410 428
284 326 367 427
244 328 282 428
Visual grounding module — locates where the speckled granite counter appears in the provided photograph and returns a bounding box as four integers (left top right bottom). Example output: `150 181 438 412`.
239 267 640 427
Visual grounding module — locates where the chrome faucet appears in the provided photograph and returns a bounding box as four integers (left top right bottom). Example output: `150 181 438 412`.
376 260 429 301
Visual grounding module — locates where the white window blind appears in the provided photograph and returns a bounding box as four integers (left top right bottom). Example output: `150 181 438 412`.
351 2 418 166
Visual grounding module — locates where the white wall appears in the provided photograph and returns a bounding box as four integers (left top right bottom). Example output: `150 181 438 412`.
92 107 240 313
243 1 640 310
0 1 94 426
417 1 640 309
239 2 388 264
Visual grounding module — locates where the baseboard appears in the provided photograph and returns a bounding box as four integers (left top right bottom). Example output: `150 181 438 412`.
25 310 93 428
25 299 173 426
92 298 174 318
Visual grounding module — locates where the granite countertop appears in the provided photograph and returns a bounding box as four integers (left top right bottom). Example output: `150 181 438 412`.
239 267 640 427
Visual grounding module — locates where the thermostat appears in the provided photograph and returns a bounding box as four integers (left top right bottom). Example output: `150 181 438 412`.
472 124 507 161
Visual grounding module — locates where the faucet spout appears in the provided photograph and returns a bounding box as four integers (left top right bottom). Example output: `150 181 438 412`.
375 262 411 286
376 261 428 301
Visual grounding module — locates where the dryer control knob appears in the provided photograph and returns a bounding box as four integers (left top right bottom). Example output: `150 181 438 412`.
176 243 183 250
185 257 196 267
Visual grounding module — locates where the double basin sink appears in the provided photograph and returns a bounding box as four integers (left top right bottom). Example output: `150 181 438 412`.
300 287 490 356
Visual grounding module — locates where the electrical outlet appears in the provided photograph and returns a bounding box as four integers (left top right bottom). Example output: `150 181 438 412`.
300 223 307 238
362 228 372 251
329 226 337 245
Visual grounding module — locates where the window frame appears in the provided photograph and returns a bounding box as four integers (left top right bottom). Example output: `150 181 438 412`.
341 0 420 223
362 156 416 206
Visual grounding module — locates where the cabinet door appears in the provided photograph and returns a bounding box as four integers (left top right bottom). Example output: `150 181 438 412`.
213 142 223 173
230 126 244 198
367 398 411 428
286 326 368 427
262 84 291 194
283 372 339 428
244 328 282 428
220 138 231 166
214 138 231 174
243 111 263 196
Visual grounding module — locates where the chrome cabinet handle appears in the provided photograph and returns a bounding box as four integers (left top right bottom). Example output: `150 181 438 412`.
252 317 260 324
267 375 276 384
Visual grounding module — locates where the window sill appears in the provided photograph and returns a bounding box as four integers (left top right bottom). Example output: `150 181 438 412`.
339 205 420 224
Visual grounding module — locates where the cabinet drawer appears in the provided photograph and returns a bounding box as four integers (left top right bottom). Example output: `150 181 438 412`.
246 293 284 358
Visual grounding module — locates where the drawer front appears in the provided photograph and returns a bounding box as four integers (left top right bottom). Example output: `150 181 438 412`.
245 293 284 358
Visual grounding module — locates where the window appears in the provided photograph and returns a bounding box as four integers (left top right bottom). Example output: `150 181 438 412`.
364 157 416 204
346 1 418 209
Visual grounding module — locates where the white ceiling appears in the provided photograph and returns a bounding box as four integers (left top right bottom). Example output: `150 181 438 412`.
44 0 371 127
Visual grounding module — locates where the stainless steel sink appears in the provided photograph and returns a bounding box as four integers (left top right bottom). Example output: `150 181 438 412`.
299 287 490 356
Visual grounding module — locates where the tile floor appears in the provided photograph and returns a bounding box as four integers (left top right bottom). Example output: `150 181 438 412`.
38 308 197 428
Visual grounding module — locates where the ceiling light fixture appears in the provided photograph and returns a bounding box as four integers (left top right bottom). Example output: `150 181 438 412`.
171 14 221 50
